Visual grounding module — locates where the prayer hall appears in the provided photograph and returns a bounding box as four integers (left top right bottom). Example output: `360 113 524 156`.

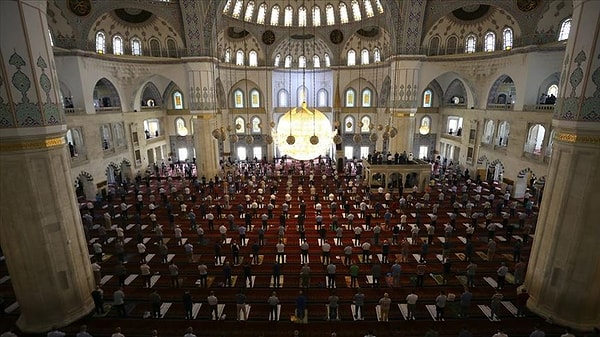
0 1 599 336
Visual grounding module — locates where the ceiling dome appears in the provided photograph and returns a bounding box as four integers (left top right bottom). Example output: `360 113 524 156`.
222 0 384 27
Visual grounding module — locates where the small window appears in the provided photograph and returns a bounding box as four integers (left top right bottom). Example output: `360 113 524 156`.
344 116 355 133
375 0 384 14
422 89 432 107
100 124 112 149
244 0 255 21
362 88 372 107
284 5 293 26
173 91 183 109
144 119 161 139
447 116 463 135
278 90 289 107
484 32 495 52
297 86 307 106
232 0 243 18
351 0 362 21
149 39 161 57
298 6 307 27
224 48 231 63
339 3 349 24
274 54 281 67
344 146 354 160
364 0 374 17
256 3 267 24
497 121 510 147
324 54 331 67
235 117 245 134
222 0 233 13
312 5 321 26
234 89 244 108
465 35 476 53
503 28 513 50
524 124 545 154
360 116 371 133
298 55 306 68
249 50 258 66
547 84 559 97
131 38 142 56
317 89 328 107
326 4 335 25
175 118 188 136
361 49 370 65
482 120 495 144
270 5 280 26
166 39 177 58
284 55 292 68
96 32 106 54
313 55 321 68
345 89 356 107
373 48 381 63
347 50 356 66
113 35 123 55
236 50 244 66
250 89 260 107
446 36 458 54
251 116 261 133
49 29 54 46
558 18 571 41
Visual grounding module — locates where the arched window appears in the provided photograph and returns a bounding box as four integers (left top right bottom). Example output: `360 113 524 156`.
326 4 335 25
465 35 476 53
339 3 349 24
429 36 440 55
347 49 356 66
232 0 243 18
364 0 374 17
284 55 292 68
547 84 559 97
235 117 245 134
344 116 355 133
222 0 232 14
373 48 381 62
545 129 555 157
360 116 371 133
312 5 321 26
96 32 106 54
49 29 54 47
558 18 571 41
297 86 308 106
298 55 306 68
234 89 244 108
317 89 328 107
351 0 362 21
251 116 261 133
66 128 85 158
422 89 432 107
236 50 244 66
362 88 372 107
173 91 183 109
484 32 495 52
503 28 513 50
131 38 142 56
313 55 321 68
345 89 356 107
361 49 370 65
482 120 495 144
175 118 187 136
100 124 113 150
256 3 267 24
249 50 258 66
244 0 255 21
446 35 458 54
324 53 331 67
149 39 161 57
298 6 307 27
278 89 289 107
270 5 280 26
166 38 177 58
284 5 293 26
375 0 384 13
524 124 545 154
274 53 281 67
224 48 231 62
419 116 431 135
497 121 510 147
113 35 123 55
250 89 260 107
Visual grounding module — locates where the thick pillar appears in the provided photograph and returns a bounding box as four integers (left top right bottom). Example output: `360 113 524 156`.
0 0 94 332
525 0 600 330
387 59 420 154
388 111 416 154
193 115 221 178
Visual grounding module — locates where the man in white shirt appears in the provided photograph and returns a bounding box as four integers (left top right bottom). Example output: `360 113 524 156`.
406 291 418 320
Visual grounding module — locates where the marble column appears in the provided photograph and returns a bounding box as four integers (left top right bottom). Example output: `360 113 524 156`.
0 0 94 332
387 59 420 154
193 115 221 178
525 0 600 330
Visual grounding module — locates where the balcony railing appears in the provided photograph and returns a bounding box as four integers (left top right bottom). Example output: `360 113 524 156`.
486 103 514 110
523 104 555 112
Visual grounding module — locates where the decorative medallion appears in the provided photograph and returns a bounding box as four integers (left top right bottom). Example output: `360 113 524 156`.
68 0 91 16
330 30 344 44
262 31 275 45
516 0 539 12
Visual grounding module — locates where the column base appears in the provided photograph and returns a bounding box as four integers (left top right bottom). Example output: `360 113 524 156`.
17 300 94 333
527 297 599 331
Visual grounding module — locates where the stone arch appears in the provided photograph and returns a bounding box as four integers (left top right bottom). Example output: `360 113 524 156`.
106 162 121 185
514 167 536 198
141 81 163 107
120 159 134 181
163 81 185 109
421 79 444 107
487 74 517 105
93 78 121 110
477 155 489 166
488 159 505 182
78 171 97 201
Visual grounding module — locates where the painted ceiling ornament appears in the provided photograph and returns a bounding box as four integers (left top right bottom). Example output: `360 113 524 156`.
68 0 92 16
516 0 539 12
262 30 276 45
